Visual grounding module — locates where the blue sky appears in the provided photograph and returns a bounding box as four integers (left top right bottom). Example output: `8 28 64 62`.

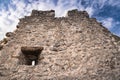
0 0 120 40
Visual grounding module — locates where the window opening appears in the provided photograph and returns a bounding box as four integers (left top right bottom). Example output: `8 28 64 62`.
20 46 43 66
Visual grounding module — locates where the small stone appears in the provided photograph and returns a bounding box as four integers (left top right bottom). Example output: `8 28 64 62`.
16 25 20 28
6 32 14 37
0 45 3 50
50 47 58 52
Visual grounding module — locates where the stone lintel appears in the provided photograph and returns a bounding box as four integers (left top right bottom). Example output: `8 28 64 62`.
21 46 43 55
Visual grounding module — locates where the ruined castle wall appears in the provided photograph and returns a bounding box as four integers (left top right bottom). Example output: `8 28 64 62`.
0 9 120 80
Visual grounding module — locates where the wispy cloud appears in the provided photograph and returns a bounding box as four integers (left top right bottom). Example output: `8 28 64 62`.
108 0 120 7
101 18 113 29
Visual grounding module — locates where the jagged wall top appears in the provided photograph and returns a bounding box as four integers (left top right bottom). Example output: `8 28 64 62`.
30 9 89 18
31 10 55 17
19 9 89 22
67 9 89 18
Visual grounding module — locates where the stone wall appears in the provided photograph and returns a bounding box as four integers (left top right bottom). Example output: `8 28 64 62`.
0 9 120 80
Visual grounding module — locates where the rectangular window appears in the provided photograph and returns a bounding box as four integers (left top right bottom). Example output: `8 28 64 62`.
19 46 43 66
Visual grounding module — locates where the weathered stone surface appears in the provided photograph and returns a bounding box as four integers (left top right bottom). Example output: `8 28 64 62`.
0 9 120 80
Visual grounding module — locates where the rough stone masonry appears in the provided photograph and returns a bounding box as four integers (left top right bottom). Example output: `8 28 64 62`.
0 9 120 80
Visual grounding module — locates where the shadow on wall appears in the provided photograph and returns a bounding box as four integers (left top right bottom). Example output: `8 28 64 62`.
19 46 44 66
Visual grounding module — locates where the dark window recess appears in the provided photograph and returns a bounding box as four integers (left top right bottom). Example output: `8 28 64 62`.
19 46 43 65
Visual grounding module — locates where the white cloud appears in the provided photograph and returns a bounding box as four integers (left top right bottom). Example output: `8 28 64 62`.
101 18 120 37
85 7 94 16
101 18 113 29
108 0 120 7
